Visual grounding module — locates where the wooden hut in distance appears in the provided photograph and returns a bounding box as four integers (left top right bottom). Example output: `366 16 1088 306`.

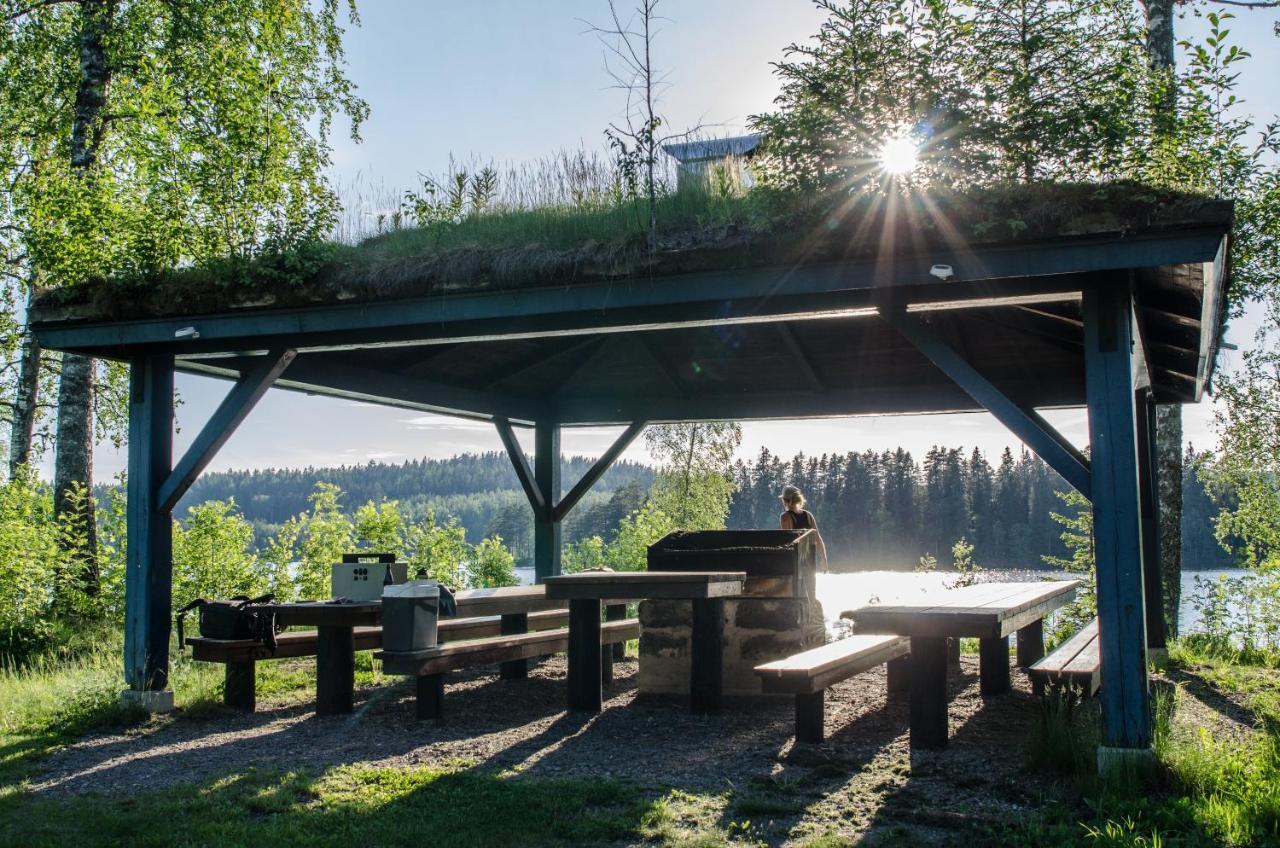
662 133 763 193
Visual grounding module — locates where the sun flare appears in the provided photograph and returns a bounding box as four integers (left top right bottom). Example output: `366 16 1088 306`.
878 134 919 175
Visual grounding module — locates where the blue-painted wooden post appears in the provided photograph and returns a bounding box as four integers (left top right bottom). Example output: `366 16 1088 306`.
1135 390 1167 650
1082 285 1151 753
123 354 175 703
534 421 561 582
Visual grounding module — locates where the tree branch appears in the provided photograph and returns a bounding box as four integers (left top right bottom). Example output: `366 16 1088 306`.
5 0 78 22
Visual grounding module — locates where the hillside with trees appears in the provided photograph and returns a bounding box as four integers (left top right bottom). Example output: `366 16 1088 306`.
152 444 1238 572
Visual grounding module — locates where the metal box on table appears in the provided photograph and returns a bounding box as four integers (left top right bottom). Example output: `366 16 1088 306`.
382 580 441 653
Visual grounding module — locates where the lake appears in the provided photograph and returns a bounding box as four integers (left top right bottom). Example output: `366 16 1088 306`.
514 566 1248 636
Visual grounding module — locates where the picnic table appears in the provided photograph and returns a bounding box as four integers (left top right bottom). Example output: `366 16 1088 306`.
257 586 575 715
841 579 1080 749
543 571 745 714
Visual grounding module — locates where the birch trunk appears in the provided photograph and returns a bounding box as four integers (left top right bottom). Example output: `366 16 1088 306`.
1156 404 1182 636
1142 0 1183 637
53 0 115 587
8 316 41 476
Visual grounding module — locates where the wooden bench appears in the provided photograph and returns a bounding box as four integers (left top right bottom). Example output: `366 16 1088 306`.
187 608 571 711
1027 618 1101 699
378 617 640 721
755 635 911 743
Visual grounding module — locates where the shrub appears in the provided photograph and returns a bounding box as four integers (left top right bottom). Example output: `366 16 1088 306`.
0 471 63 659
468 536 518 588
172 499 264 606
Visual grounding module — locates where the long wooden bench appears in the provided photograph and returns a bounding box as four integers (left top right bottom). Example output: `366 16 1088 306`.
1027 618 1101 698
378 617 640 722
187 608 571 711
755 634 911 743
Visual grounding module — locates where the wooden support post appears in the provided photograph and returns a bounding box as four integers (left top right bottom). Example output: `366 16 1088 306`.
534 421 561 582
1016 620 1045 668
795 692 825 743
417 673 445 722
568 598 602 711
946 637 961 668
1083 285 1152 754
979 636 1011 695
123 354 175 705
224 661 256 712
500 612 529 679
887 655 910 695
909 636 948 750
316 625 355 715
1136 391 1167 652
606 603 626 661
690 598 725 715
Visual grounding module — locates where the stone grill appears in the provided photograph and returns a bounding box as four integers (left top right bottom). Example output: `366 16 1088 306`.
639 530 826 697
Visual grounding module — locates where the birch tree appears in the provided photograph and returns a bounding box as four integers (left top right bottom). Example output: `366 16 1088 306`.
0 0 367 588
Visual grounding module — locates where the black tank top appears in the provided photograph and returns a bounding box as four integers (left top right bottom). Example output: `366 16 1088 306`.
786 509 814 530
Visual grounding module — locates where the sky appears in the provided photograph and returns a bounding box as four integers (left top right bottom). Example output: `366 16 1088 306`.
70 0 1280 483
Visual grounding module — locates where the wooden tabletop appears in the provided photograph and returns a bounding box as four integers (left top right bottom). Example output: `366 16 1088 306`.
841 580 1080 639
259 600 382 628
453 585 568 617
544 570 746 601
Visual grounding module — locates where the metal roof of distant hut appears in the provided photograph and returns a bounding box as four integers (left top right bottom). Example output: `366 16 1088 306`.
662 133 763 163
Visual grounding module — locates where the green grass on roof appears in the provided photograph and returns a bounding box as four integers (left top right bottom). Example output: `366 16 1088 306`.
32 181 1230 324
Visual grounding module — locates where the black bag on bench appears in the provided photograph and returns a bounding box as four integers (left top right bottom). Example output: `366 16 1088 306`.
176 594 282 652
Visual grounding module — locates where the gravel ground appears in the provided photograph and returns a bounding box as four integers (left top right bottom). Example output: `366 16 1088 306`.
30 655 1118 843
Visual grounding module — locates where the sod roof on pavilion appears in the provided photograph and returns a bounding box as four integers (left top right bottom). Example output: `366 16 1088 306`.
31 181 1232 325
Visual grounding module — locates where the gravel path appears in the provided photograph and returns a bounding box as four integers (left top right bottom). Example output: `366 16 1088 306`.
31 656 1094 843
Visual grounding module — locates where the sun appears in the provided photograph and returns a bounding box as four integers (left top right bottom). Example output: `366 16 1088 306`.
878 134 919 175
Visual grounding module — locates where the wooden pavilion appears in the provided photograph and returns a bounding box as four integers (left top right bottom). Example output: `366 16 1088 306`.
30 185 1233 767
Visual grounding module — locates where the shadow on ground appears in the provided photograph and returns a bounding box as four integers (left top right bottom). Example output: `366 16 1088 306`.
13 655 1082 846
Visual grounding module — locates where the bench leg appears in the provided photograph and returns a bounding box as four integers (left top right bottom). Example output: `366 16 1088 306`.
224 660 256 712
910 636 948 750
979 636 1011 696
607 604 626 661
886 655 910 696
1016 619 1044 668
947 637 961 668
690 597 724 715
568 599 603 712
795 691 825 743
416 673 445 722
316 625 355 716
603 603 626 686
500 613 529 680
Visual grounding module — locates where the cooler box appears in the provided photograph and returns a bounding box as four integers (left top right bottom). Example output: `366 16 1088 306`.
331 552 408 601
382 580 441 653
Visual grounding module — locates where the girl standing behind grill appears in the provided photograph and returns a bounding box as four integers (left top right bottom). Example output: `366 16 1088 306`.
779 484 829 572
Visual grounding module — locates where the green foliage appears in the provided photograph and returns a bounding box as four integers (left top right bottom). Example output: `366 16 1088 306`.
467 536 518 589
405 511 469 587
1186 565 1280 658
645 423 741 532
260 516 302 601
0 471 63 657
1043 489 1098 640
171 500 262 607
948 537 983 588
1205 341 1280 568
353 500 407 556
752 0 1145 192
294 483 354 599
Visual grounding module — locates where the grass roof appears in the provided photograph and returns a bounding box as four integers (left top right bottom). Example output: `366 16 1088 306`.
32 181 1232 325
